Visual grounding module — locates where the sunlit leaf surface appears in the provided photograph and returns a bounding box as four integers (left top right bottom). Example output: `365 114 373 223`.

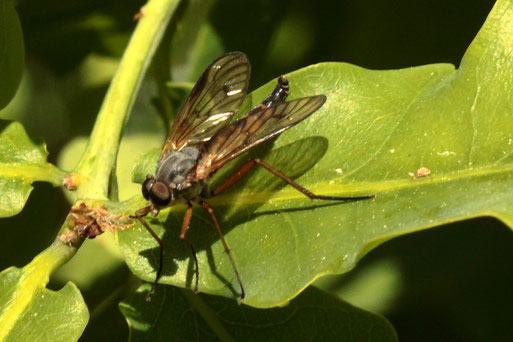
0 121 65 217
118 0 513 307
0 267 88 342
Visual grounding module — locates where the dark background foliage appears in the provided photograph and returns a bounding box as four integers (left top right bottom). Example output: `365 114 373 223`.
2 0 511 340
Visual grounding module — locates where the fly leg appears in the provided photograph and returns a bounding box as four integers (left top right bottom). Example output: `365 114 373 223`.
213 158 375 201
179 203 200 293
200 200 245 302
210 159 374 302
133 206 164 302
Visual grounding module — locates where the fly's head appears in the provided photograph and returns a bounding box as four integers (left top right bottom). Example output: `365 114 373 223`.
142 174 175 213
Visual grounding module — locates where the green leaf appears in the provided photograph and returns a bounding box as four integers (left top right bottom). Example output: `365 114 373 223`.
0 120 66 217
0 268 88 341
0 0 24 110
118 0 513 307
131 148 161 185
120 285 397 341
314 258 403 314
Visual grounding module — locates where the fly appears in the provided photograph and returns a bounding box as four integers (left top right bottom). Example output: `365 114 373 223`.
134 52 374 302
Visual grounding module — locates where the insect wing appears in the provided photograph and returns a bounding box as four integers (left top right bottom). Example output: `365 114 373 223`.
196 95 326 177
161 52 251 157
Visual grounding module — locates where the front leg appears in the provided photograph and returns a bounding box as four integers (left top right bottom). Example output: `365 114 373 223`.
132 205 164 302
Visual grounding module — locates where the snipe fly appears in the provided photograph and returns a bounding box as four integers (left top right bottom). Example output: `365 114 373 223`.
134 52 374 301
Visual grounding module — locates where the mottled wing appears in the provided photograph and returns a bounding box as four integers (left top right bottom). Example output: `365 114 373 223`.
196 95 326 177
161 52 250 157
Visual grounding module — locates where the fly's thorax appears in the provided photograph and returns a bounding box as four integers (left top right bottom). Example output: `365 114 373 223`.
175 180 208 202
155 147 200 190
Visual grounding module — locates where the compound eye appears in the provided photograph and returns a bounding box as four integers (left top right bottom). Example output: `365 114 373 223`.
150 181 172 207
142 176 155 200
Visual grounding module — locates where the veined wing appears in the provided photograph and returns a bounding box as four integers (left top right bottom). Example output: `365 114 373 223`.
195 95 326 178
161 52 250 157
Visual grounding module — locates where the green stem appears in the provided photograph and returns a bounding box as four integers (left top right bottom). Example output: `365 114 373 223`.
75 0 180 201
0 0 182 334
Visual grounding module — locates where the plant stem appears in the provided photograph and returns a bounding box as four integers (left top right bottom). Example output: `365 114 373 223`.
75 0 180 201
1 0 184 337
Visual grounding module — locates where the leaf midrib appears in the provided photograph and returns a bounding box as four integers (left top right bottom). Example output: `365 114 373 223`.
0 163 65 184
209 162 513 206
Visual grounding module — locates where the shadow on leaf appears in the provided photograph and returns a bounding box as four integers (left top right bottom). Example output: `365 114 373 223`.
142 136 334 296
